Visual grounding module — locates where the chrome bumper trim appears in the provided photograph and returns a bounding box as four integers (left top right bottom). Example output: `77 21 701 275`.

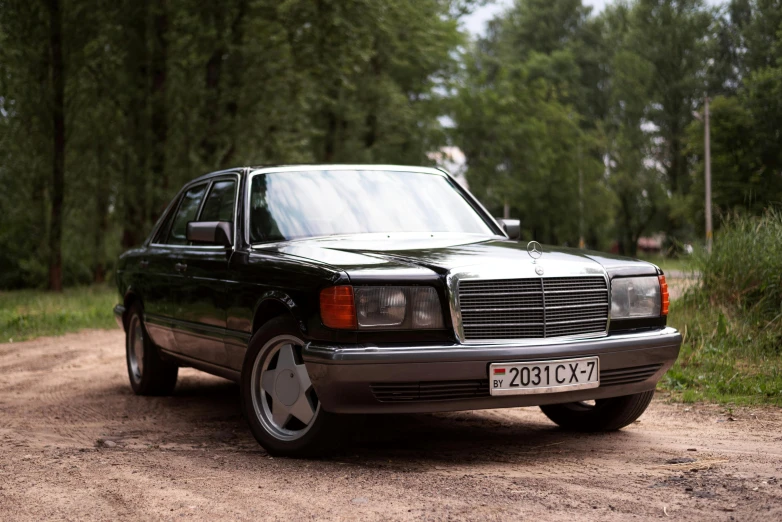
303 327 681 365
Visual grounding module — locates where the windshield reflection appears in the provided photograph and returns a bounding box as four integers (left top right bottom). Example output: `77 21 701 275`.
249 169 493 243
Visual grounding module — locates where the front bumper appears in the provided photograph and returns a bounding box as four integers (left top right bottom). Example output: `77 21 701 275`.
303 327 682 414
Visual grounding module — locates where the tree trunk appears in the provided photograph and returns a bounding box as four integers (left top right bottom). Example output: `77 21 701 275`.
149 0 169 223
220 0 249 165
47 0 65 292
200 5 226 166
122 0 150 249
93 149 110 284
323 109 338 162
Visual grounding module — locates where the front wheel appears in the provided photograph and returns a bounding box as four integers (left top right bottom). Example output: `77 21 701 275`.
240 316 343 457
539 390 655 432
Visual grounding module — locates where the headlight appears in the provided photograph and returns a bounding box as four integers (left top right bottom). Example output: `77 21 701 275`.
610 277 662 318
355 286 444 329
319 285 444 330
355 287 407 327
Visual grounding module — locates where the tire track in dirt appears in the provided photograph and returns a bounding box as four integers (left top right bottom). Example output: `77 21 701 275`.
1 329 781 521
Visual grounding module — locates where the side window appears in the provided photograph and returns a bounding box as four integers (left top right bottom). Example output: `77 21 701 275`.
167 184 207 245
198 179 236 222
151 199 179 244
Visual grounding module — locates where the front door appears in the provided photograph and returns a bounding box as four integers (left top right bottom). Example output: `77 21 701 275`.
169 177 238 368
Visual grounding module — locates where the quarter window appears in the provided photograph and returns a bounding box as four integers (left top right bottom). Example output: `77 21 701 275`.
198 179 236 222
151 203 178 244
167 184 207 245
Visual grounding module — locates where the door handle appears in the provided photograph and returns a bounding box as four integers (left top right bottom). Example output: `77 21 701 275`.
174 262 187 273
139 260 149 269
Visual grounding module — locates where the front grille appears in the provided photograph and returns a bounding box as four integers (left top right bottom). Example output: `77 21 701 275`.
458 276 609 341
370 364 662 403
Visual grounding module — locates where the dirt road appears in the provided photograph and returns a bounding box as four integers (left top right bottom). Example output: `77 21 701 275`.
1 330 780 521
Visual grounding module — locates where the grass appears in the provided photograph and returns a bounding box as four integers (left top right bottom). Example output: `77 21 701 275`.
636 253 695 274
659 210 782 406
0 285 118 343
662 295 782 405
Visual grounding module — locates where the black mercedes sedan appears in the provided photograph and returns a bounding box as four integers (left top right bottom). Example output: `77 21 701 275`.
113 165 681 456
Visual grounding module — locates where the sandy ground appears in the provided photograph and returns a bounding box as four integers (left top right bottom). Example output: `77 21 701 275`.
665 271 699 301
1 330 781 521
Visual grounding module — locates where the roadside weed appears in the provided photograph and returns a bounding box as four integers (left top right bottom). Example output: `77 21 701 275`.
0 285 117 343
660 211 782 406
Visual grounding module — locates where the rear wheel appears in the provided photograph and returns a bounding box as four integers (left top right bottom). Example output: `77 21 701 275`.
241 316 342 457
539 390 655 432
125 304 178 396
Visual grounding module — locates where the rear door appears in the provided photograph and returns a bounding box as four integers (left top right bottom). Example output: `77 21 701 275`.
139 191 194 352
170 175 239 367
152 182 210 356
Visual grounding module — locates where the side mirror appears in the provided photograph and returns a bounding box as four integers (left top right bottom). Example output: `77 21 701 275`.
186 221 233 247
495 218 521 240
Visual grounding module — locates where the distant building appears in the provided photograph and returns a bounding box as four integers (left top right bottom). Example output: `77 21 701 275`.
637 234 664 253
427 146 469 189
610 234 664 254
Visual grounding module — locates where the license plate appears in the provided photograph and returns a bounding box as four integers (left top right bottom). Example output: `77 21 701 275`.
489 357 600 396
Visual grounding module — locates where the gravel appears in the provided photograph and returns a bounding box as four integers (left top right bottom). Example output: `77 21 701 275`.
1 330 780 520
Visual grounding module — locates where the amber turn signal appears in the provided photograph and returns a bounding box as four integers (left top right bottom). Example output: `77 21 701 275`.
659 275 669 316
320 285 357 329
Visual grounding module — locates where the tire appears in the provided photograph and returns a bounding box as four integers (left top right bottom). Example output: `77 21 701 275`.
240 316 343 457
539 390 655 432
125 304 178 396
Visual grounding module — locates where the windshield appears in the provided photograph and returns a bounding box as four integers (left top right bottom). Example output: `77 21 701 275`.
248 169 494 243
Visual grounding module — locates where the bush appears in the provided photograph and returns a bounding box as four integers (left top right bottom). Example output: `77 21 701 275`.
662 210 782 405
698 209 782 322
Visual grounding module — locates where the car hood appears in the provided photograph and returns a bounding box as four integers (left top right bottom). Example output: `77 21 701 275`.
265 234 660 282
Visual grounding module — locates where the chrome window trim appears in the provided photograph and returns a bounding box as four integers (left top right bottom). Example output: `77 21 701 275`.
244 164 500 247
147 244 228 250
447 264 611 345
434 166 507 237
149 171 241 251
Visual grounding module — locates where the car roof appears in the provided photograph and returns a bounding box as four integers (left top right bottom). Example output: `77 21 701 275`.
187 167 251 185
190 164 447 185
246 164 447 177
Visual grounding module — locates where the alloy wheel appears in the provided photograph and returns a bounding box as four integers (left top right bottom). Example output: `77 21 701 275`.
250 334 320 441
127 314 144 383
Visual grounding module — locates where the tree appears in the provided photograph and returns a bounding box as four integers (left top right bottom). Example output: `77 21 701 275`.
684 0 782 228
452 0 613 246
45 0 66 291
0 0 471 289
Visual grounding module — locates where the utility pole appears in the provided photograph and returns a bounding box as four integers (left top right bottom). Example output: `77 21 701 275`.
694 98 713 253
578 142 584 249
704 97 712 254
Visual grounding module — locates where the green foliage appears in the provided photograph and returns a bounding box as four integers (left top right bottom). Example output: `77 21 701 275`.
453 0 782 256
664 295 782 405
684 0 782 234
0 0 473 289
3 0 782 291
698 210 782 320
451 0 725 254
661 211 782 405
452 0 614 248
0 285 118 342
